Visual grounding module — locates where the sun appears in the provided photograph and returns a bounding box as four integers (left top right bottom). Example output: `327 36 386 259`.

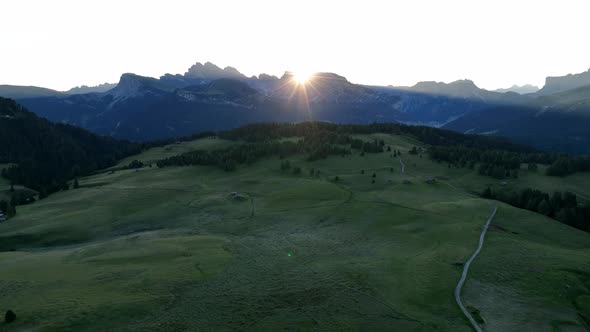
292 71 314 85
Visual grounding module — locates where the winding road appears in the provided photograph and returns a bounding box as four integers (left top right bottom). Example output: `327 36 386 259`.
454 206 498 332
398 157 405 174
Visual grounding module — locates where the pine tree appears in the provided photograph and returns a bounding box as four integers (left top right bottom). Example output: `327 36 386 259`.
74 178 80 189
482 187 493 199
5 310 16 324
538 199 551 216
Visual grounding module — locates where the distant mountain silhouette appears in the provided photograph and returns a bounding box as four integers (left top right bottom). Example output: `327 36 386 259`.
11 61 590 153
12 63 532 140
445 82 590 154
184 61 246 81
536 68 590 96
0 85 63 99
66 83 117 94
0 83 117 99
536 84 590 113
494 84 539 94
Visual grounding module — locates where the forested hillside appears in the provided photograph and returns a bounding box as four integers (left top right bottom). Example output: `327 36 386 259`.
0 98 141 196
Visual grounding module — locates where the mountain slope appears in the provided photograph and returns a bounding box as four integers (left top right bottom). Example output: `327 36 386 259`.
536 84 590 112
0 97 139 194
444 104 590 154
445 78 590 154
0 85 63 99
536 68 590 96
494 84 539 94
65 83 117 94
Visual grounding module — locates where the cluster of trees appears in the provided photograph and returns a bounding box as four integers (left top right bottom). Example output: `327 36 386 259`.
478 164 519 179
350 139 384 153
156 140 350 171
221 122 543 154
546 156 590 177
158 122 574 177
0 98 143 197
483 187 590 232
160 122 487 171
127 160 145 169
280 160 291 171
207 123 590 179
0 199 16 218
427 143 575 179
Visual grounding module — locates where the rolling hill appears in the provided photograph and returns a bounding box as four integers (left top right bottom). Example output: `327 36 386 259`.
0 124 588 331
0 85 63 99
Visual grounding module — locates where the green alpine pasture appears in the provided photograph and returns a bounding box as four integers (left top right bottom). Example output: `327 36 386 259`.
1 134 589 331
112 137 235 169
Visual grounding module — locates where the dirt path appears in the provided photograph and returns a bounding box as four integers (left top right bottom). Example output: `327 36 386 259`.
454 206 498 332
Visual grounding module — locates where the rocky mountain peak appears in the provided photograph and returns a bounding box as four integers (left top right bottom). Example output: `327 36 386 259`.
537 68 590 96
185 62 245 80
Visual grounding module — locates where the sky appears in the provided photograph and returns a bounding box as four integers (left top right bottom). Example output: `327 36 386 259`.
1 0 589 91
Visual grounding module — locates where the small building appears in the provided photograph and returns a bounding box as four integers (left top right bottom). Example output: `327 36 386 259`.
403 180 412 185
500 181 508 187
425 177 436 184
0 212 6 222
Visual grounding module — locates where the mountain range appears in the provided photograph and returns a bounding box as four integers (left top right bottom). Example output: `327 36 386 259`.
0 82 117 99
494 84 540 94
3 62 590 153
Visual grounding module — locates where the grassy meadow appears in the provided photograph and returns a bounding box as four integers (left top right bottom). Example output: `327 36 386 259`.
0 134 589 331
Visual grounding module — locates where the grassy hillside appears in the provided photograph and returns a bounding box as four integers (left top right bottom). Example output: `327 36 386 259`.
0 134 588 331
112 137 235 168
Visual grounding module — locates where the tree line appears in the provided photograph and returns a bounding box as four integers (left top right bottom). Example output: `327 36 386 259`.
482 187 590 232
160 122 590 179
0 97 145 198
156 124 404 171
546 155 590 177
156 140 350 171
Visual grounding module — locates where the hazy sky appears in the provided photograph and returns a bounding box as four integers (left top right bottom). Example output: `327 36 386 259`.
1 0 589 91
